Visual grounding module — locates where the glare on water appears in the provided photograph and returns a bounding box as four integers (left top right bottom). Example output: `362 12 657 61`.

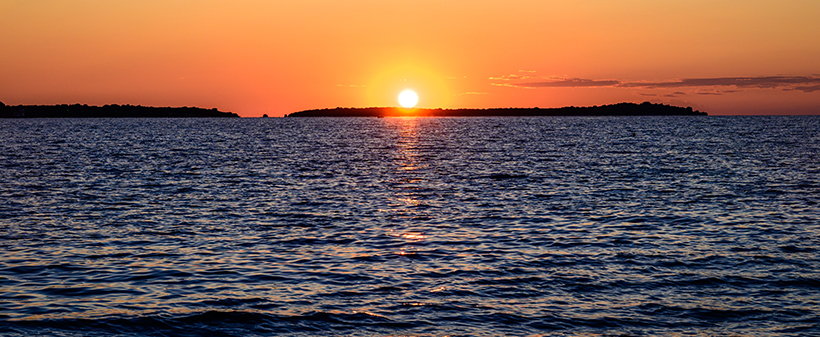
0 116 818 336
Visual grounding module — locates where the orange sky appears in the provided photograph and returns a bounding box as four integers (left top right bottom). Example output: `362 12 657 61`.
2 0 819 116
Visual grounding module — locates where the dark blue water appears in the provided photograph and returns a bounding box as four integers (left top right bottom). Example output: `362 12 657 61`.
1 116 819 336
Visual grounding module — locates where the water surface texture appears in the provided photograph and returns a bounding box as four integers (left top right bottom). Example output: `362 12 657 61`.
1 116 819 336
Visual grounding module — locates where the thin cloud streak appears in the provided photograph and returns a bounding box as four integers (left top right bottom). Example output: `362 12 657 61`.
619 76 820 92
493 75 820 92
488 74 534 81
491 83 536 89
793 84 820 92
519 78 620 88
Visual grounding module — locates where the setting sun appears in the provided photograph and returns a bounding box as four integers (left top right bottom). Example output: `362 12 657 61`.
398 90 418 108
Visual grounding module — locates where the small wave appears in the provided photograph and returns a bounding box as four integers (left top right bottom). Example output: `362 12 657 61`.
2 310 428 336
485 173 528 180
779 245 817 253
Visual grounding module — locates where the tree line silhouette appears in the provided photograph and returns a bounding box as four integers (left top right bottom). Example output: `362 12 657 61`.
286 102 706 117
0 102 238 118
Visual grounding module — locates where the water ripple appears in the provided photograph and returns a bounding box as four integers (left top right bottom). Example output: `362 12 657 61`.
1 116 819 336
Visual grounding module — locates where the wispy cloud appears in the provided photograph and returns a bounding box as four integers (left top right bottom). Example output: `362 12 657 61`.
491 75 820 92
488 74 534 81
491 82 536 89
792 84 820 92
619 76 820 91
491 75 617 87
518 78 621 88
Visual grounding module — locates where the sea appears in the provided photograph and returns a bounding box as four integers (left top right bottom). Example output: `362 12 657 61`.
1 116 818 336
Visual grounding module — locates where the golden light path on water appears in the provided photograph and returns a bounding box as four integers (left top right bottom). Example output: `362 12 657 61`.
1 116 819 336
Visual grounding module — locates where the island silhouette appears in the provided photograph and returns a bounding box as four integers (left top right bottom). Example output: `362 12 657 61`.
286 102 706 117
0 101 707 118
0 102 238 118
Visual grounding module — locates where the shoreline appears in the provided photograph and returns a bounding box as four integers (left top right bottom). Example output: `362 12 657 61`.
286 102 706 117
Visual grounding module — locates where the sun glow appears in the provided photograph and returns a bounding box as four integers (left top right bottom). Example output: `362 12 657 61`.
398 90 418 108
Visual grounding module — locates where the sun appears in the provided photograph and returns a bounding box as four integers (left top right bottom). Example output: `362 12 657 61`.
398 90 418 108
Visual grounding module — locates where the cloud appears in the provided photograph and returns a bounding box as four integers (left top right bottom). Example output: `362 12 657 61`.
506 77 621 88
618 76 820 90
455 92 489 96
488 74 534 81
793 84 820 92
490 74 820 93
491 82 536 89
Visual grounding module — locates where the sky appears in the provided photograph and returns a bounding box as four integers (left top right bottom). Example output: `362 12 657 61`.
2 0 819 117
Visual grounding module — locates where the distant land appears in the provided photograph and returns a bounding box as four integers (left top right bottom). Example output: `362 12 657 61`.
287 102 706 117
0 102 238 118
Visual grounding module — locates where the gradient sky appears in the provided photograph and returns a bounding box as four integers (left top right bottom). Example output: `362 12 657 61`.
2 0 819 116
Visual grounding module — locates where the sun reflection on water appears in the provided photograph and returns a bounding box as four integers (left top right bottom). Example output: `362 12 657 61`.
385 117 424 208
5 117 818 335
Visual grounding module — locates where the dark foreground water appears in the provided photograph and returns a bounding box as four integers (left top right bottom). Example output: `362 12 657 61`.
1 116 819 336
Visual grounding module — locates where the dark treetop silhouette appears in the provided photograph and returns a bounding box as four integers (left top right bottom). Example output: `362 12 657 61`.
286 102 706 117
0 103 238 118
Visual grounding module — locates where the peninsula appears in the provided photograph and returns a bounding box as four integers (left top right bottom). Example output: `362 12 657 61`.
0 102 239 118
286 102 706 117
